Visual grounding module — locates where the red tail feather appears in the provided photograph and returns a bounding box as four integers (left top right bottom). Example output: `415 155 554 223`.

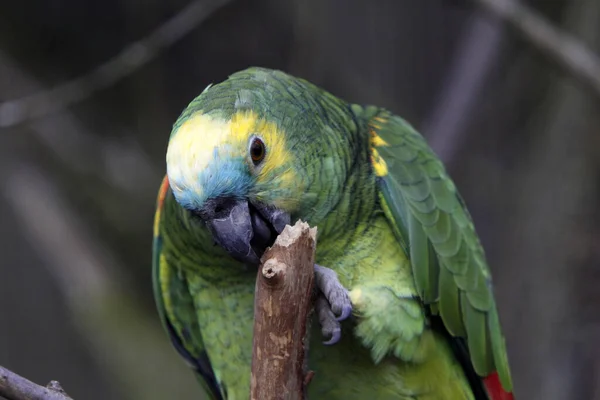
483 372 514 400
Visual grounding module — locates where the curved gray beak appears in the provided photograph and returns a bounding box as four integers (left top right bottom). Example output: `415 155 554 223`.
203 199 290 265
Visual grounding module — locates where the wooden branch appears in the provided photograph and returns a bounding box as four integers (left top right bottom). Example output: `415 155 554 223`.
250 220 317 400
471 0 600 99
0 365 72 400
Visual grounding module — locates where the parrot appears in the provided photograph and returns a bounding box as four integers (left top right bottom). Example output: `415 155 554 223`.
152 67 515 400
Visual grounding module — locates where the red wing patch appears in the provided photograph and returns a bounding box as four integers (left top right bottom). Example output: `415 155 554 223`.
484 372 514 400
153 175 170 237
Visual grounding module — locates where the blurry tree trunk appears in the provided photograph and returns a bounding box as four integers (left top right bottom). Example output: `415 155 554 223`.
425 12 505 164
499 0 600 398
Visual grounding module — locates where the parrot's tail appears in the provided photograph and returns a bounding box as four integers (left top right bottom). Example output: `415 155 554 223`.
483 372 514 400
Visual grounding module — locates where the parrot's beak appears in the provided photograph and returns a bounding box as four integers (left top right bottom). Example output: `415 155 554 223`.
201 198 290 265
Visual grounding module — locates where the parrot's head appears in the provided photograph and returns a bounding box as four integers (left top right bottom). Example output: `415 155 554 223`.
166 68 357 265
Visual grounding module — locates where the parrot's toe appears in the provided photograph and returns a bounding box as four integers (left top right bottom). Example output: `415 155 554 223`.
314 264 353 345
323 329 342 346
316 294 342 345
314 264 353 321
336 303 353 322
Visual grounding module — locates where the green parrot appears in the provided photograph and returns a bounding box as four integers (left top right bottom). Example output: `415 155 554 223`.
152 67 514 400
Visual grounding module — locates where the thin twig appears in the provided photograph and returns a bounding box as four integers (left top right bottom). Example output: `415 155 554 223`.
0 365 72 400
470 0 600 98
0 0 232 128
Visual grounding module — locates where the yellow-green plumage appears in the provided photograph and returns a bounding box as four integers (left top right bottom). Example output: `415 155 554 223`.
152 67 514 399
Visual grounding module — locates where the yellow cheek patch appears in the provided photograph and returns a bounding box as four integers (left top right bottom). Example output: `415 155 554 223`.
229 111 296 192
232 112 300 210
235 113 291 179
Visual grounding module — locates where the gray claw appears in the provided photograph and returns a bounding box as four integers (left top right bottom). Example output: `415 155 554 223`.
316 295 342 345
314 264 353 321
313 264 353 345
323 329 341 346
336 304 353 322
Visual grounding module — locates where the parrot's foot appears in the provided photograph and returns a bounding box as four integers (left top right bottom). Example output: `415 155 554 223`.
314 264 353 345
349 286 428 363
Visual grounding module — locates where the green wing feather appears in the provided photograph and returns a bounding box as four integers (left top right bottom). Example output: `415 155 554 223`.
360 107 513 392
152 176 223 400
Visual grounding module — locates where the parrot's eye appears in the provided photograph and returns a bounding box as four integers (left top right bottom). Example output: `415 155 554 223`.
249 137 266 165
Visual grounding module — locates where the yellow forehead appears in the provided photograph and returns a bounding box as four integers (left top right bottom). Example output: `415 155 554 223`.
166 110 291 200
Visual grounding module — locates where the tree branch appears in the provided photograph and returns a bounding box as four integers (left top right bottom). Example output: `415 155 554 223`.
0 0 233 128
470 0 600 98
250 221 317 400
0 365 72 400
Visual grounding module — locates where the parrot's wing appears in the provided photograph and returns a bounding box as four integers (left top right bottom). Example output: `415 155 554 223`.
365 109 512 392
152 176 223 400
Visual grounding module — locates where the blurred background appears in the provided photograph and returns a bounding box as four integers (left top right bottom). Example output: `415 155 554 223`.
0 0 599 399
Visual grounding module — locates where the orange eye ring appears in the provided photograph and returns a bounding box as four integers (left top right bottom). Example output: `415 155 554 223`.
249 137 266 165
